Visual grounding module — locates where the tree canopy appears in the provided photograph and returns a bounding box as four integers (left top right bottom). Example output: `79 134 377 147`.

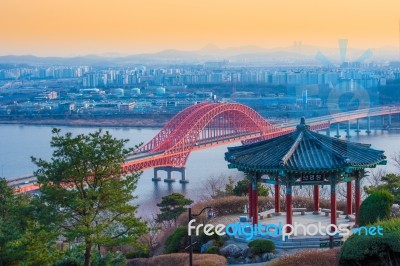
365 173 400 204
32 129 147 266
156 193 193 227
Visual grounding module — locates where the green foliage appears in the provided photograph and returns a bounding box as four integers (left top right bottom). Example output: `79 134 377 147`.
31 129 147 266
165 226 188 253
156 193 193 226
54 245 126 266
339 218 400 265
248 239 275 254
205 246 219 254
0 178 61 266
365 173 400 204
126 247 150 259
232 179 269 197
358 189 394 226
223 176 235 196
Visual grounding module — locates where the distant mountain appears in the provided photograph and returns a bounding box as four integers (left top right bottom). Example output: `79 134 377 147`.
0 44 398 65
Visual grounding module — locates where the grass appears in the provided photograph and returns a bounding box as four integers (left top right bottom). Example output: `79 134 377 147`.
269 249 340 266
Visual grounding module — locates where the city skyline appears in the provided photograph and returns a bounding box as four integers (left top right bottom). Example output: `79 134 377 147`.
1 0 399 56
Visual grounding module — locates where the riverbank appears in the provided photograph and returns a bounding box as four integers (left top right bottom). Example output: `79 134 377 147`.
0 117 168 128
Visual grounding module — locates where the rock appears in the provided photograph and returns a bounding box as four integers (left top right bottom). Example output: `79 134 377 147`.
220 244 242 258
241 247 253 258
226 256 241 264
392 204 400 217
255 255 262 263
268 252 276 260
262 252 270 261
245 257 253 263
201 240 215 253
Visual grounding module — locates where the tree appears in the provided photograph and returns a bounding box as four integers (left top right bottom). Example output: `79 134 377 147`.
0 178 61 265
156 193 193 227
364 173 400 203
358 189 394 226
232 179 269 197
32 129 147 266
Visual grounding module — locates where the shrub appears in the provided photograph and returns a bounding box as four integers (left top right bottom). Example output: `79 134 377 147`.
165 227 188 253
248 239 275 254
125 248 150 259
270 249 339 266
205 246 219 254
339 218 400 265
358 190 394 226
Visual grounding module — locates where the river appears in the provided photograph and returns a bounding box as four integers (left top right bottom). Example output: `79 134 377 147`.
0 124 399 218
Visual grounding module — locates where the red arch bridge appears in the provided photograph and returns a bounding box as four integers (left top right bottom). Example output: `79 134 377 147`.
9 103 400 192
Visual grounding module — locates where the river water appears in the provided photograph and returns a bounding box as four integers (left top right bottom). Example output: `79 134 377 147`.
0 124 399 218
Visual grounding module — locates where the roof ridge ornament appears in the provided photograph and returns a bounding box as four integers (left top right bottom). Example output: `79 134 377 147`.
296 117 310 131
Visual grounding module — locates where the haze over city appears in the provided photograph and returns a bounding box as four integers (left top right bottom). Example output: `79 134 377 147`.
1 0 399 56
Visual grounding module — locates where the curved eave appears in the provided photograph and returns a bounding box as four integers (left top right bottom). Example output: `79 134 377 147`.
227 157 387 174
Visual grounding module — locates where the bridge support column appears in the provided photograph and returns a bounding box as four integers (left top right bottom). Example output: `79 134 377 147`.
388 114 392 128
334 123 341 138
178 167 189 184
366 116 371 134
326 121 331 136
313 185 320 214
286 183 293 234
160 167 175 183
355 119 361 133
346 181 352 218
152 168 161 182
346 120 351 138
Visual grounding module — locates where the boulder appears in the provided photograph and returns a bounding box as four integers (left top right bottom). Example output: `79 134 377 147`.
201 240 215 253
220 244 242 258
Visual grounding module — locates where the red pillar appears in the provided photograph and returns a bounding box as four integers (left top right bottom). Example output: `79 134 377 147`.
286 184 293 233
248 183 253 220
331 180 337 230
355 176 361 226
346 181 352 216
252 180 258 225
275 183 280 213
313 185 320 214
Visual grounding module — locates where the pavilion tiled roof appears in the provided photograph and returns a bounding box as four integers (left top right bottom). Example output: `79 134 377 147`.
225 118 386 174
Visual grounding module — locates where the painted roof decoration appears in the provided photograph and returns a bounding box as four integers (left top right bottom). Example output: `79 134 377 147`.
225 117 386 174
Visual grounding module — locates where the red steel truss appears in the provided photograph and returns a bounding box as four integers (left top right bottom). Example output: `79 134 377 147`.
11 104 400 193
123 104 400 172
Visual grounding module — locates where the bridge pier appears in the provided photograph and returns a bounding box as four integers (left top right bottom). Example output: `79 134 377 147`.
355 119 361 133
152 168 162 182
346 120 351 138
366 116 371 134
334 123 341 138
164 167 176 183
388 114 392 128
153 166 187 183
178 168 188 184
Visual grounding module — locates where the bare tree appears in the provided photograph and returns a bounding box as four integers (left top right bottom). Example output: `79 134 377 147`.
391 151 400 172
364 168 387 187
141 215 161 256
201 173 242 200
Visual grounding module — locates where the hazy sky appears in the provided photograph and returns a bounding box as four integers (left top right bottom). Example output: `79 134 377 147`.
1 0 399 56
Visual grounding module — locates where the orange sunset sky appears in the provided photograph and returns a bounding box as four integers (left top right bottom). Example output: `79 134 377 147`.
0 0 399 56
